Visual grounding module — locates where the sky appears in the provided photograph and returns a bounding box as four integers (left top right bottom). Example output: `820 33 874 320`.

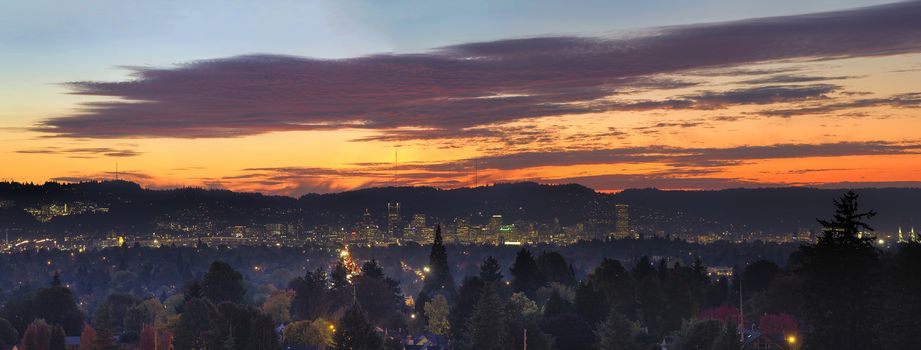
2 0 921 196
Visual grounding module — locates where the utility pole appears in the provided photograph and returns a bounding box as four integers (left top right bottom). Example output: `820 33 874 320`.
739 278 744 343
523 328 527 350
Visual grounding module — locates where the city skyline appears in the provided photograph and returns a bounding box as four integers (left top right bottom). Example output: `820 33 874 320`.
4 1 921 196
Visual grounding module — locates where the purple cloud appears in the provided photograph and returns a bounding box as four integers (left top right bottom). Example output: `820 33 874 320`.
36 1 921 139
16 147 142 157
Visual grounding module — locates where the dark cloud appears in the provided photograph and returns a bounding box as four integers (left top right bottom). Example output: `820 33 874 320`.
811 181 921 189
16 147 142 157
50 170 152 183
437 141 921 171
545 173 786 191
35 1 921 139
681 84 838 108
738 74 856 85
760 92 921 117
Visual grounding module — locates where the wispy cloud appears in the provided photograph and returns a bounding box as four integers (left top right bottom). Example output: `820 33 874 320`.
16 147 142 158
212 140 921 195
34 1 921 139
759 92 921 117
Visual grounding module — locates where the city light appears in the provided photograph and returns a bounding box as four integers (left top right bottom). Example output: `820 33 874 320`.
787 335 797 345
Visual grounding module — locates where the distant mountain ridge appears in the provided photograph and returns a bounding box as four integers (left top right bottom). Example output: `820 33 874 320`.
0 180 918 238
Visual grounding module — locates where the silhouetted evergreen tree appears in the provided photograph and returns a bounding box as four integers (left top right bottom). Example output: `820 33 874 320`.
510 248 544 298
329 261 353 310
422 226 456 298
537 251 576 286
19 284 84 336
632 256 655 282
333 303 382 350
289 268 330 321
201 261 246 304
51 272 61 288
588 258 636 319
448 276 485 347
462 285 508 350
478 256 503 283
353 260 402 327
799 191 880 349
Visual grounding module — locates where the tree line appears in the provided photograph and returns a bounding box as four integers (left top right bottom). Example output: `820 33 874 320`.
1 191 920 349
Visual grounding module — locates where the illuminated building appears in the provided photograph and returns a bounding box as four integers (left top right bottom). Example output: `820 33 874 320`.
489 214 503 245
408 213 427 242
387 202 401 239
455 218 471 243
612 204 633 239
358 208 380 243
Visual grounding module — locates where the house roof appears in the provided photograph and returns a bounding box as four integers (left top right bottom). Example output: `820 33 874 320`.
65 336 81 346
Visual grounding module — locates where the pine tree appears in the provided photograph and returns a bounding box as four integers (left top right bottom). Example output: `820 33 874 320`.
510 248 544 297
289 269 329 321
201 261 246 304
329 261 353 310
799 191 880 349
462 285 508 350
632 256 655 281
51 272 62 287
478 256 503 283
332 303 383 350
448 276 485 347
421 226 456 300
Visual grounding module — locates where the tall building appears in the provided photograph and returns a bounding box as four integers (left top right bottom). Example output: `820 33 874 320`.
358 209 380 242
489 215 503 245
408 213 427 242
613 204 632 239
387 202 401 238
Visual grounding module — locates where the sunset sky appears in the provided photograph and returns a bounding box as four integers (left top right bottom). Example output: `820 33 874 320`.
3 0 921 196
